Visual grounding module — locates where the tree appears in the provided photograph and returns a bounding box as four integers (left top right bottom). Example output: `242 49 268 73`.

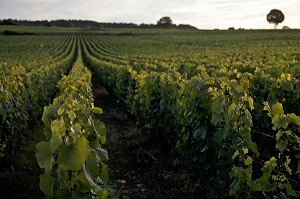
282 26 290 30
267 9 284 29
157 16 173 28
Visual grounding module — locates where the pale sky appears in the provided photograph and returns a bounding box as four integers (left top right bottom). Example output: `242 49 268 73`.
0 0 299 29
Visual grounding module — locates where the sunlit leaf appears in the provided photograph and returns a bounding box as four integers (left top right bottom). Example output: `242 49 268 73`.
58 137 90 171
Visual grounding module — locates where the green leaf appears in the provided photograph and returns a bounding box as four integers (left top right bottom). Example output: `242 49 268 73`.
247 97 254 110
284 156 292 175
243 148 249 155
228 103 238 115
35 142 52 174
57 107 65 116
211 100 224 114
93 148 109 162
262 157 277 174
86 156 99 179
287 113 300 127
57 170 71 190
51 118 66 135
263 101 272 117
272 115 289 130
40 174 54 197
276 130 284 140
41 104 58 124
100 163 109 184
213 131 224 147
76 170 91 193
211 114 223 125
49 130 63 153
58 137 90 171
250 143 260 157
270 157 278 167
96 189 110 198
83 164 98 190
265 181 277 192
70 191 89 199
252 181 262 191
68 110 76 122
244 156 253 166
286 183 295 196
71 123 82 136
232 150 240 160
93 120 106 142
275 139 288 152
271 102 284 116
94 107 103 115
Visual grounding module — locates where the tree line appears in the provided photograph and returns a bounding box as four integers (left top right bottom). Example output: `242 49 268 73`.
0 18 197 30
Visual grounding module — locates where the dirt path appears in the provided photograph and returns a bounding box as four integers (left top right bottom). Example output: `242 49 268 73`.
92 76 186 199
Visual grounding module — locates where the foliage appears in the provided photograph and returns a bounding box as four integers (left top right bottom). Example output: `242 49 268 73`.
81 30 300 197
267 9 285 29
1 29 300 198
36 45 115 198
0 34 77 159
157 16 173 28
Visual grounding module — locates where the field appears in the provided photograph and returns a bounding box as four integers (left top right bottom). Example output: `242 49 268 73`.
0 26 300 198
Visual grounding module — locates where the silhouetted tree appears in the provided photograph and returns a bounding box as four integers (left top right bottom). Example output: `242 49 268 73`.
282 26 290 30
267 9 284 29
157 16 173 28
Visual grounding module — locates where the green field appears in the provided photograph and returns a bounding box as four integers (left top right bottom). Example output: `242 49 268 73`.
1 27 300 198
0 25 83 33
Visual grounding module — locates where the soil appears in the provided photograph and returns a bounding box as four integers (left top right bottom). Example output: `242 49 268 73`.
92 76 188 199
0 128 44 199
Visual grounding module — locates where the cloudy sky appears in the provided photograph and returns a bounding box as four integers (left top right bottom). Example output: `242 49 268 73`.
0 0 299 29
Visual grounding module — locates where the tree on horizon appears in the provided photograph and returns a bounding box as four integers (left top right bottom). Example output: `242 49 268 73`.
157 16 173 28
267 9 285 29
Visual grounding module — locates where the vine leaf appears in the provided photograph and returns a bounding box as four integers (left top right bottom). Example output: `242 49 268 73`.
40 174 54 197
35 142 52 174
271 102 284 116
94 107 103 114
244 156 253 166
272 115 289 130
58 137 90 171
50 118 66 135
93 148 109 162
287 113 300 126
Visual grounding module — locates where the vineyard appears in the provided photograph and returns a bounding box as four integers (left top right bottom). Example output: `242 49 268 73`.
1 28 300 198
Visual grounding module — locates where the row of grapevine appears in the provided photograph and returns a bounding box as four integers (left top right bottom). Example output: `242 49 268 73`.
0 34 77 158
35 38 115 198
81 31 300 198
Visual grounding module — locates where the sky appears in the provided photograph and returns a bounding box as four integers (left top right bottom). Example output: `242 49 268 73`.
0 0 299 29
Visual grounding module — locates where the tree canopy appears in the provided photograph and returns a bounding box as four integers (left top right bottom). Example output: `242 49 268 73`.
267 9 284 29
157 16 173 28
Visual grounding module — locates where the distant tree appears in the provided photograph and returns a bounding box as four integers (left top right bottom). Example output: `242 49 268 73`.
157 16 173 28
1 19 18 25
46 22 52 27
282 26 290 30
267 9 284 29
177 24 198 30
